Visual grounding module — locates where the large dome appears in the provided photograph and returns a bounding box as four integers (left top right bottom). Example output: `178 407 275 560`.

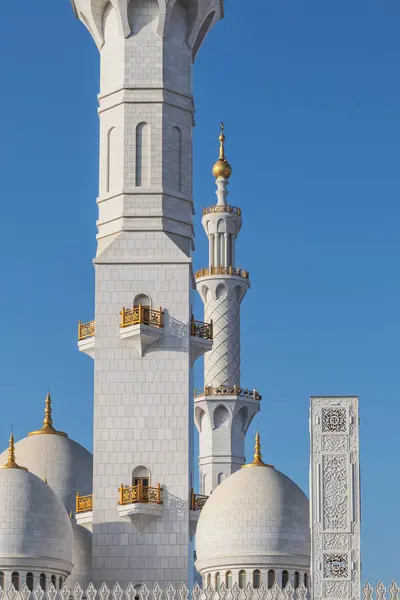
196 438 310 576
0 394 93 514
0 440 73 575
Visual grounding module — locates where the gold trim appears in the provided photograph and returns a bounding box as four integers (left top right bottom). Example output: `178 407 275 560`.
28 393 68 438
0 433 28 471
195 266 249 280
242 432 273 468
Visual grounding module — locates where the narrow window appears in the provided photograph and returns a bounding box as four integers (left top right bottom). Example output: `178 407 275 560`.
106 126 116 193
51 575 56 588
171 126 182 191
282 570 289 588
304 573 309 589
0 572 4 590
40 573 46 591
217 473 225 485
238 570 246 589
206 574 211 588
294 572 300 589
268 570 275 589
136 122 150 187
11 573 19 591
26 573 34 591
59 577 64 590
253 570 261 589
225 571 232 589
215 572 220 590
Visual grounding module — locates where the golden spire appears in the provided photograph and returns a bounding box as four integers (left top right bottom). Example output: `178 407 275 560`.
0 432 28 470
28 393 68 437
242 431 273 468
212 122 232 180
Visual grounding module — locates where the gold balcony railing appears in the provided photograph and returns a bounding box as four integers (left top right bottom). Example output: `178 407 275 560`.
118 482 162 506
120 305 164 329
195 266 249 280
191 316 213 340
190 489 209 511
202 205 241 217
194 385 262 401
76 493 93 513
78 320 95 341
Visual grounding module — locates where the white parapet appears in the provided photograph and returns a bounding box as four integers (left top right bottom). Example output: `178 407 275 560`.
310 397 361 600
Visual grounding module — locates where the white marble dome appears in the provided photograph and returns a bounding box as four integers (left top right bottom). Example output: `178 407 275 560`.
0 395 93 514
0 454 73 577
196 447 310 578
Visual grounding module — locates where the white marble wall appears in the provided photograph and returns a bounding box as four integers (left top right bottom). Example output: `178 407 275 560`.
310 397 361 600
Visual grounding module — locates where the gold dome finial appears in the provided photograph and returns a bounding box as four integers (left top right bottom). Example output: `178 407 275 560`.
242 431 273 468
212 122 232 180
0 432 28 471
28 393 68 438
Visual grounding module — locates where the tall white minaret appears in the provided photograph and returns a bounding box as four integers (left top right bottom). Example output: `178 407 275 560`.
195 126 261 495
71 0 224 588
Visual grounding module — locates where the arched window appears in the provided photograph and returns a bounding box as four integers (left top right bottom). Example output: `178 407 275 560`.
253 570 261 589
170 126 182 192
217 473 225 485
132 465 150 488
238 570 246 589
11 573 19 591
40 573 46 591
133 293 151 308
294 572 300 589
225 571 232 589
134 585 141 600
51 575 56 588
215 572 220 590
282 570 289 588
136 122 150 187
202 474 207 495
59 577 64 590
0 572 4 590
206 574 211 588
268 569 275 589
304 573 309 589
26 573 34 591
106 126 117 194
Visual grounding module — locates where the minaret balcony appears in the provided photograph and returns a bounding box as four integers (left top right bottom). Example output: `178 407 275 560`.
119 305 164 357
195 266 249 280
75 492 93 531
190 316 213 363
203 204 241 216
117 483 163 528
77 320 95 357
189 489 209 537
195 385 262 402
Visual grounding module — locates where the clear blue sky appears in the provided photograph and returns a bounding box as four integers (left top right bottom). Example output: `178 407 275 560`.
0 0 399 585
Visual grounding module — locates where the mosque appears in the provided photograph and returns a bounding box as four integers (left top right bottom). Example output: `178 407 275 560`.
0 1 361 599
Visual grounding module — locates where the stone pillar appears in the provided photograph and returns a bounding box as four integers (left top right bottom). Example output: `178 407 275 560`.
310 397 361 600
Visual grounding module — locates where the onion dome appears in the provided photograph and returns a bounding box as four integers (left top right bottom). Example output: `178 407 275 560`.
212 123 232 180
196 433 310 574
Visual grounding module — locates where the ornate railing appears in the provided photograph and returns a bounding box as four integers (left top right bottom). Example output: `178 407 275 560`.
76 493 93 513
190 489 209 511
203 204 241 216
118 482 162 506
78 320 95 341
195 266 249 280
194 385 262 401
120 305 164 329
191 316 213 340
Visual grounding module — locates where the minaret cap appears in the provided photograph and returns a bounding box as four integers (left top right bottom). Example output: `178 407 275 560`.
0 433 28 471
212 122 232 180
28 393 68 437
242 431 273 468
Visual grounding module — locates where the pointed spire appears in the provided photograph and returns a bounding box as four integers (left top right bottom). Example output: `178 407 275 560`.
212 122 232 180
0 432 28 470
242 431 273 468
28 393 68 437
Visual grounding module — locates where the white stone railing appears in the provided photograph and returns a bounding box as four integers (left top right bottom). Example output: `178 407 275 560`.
0 581 397 600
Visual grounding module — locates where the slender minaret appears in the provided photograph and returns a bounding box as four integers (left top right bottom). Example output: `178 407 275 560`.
71 0 224 587
195 126 261 495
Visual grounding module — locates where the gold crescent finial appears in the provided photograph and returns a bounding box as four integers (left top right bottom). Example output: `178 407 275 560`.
242 431 273 468
212 122 232 180
0 432 28 470
28 393 68 438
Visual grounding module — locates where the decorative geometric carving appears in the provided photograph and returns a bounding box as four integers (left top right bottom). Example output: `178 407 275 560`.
323 553 349 578
323 582 349 598
323 455 348 531
322 436 348 453
322 408 347 433
323 533 349 550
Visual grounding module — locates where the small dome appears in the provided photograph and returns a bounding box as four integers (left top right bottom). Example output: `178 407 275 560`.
0 464 73 573
67 520 92 589
196 440 310 574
